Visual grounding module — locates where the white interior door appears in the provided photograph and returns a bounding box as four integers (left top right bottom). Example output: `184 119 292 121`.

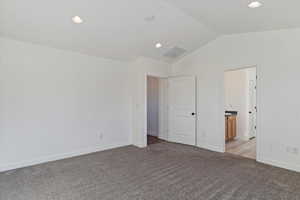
168 76 196 146
248 80 257 138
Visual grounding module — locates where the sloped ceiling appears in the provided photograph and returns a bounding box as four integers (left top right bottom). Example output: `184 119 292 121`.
1 0 299 63
164 0 300 34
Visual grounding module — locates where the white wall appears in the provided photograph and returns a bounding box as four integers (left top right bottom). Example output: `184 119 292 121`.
0 37 132 172
130 57 171 147
147 76 159 137
172 28 300 172
224 69 248 140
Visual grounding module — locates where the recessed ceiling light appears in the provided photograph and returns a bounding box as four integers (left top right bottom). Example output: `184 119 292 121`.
155 43 162 48
144 16 156 22
72 16 83 24
248 1 262 8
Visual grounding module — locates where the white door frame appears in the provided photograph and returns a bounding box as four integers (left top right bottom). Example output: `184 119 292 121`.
248 79 257 138
144 73 168 147
144 74 197 147
222 65 261 161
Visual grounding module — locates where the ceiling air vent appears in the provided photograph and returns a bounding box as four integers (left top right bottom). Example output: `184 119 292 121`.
163 46 187 59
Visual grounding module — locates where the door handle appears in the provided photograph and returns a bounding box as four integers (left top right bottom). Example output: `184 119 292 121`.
249 111 252 114
191 112 196 116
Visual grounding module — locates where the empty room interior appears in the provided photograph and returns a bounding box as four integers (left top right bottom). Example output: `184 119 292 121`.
1 0 300 199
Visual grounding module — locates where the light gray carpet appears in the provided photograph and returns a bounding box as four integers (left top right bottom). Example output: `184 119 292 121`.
1 142 300 200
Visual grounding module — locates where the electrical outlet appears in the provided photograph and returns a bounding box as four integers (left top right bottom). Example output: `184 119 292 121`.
268 144 273 153
292 147 299 155
201 130 206 137
286 146 293 154
286 146 299 155
99 133 103 140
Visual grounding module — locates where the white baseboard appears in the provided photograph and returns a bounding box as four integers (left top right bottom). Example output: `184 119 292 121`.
201 144 300 173
237 135 250 141
0 141 130 173
3 142 299 174
257 157 300 173
158 135 168 141
134 143 147 148
200 143 225 153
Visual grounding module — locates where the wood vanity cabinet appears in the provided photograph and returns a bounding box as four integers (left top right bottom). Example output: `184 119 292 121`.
225 115 237 141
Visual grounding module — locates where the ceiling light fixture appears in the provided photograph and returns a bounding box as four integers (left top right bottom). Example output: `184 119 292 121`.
155 43 162 48
144 16 156 22
72 16 83 24
248 1 262 8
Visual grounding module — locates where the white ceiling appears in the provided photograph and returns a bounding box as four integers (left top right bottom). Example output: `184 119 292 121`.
165 0 300 34
1 0 299 62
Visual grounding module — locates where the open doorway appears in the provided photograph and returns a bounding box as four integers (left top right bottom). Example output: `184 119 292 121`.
145 75 196 146
224 67 257 159
146 76 165 145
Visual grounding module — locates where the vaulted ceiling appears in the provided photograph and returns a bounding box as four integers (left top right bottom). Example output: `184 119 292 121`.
165 0 300 34
1 0 299 63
